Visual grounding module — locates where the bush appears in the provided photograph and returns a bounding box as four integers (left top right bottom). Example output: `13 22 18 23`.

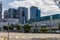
58 23 60 30
23 24 31 33
3 26 8 30
15 25 21 31
40 28 48 33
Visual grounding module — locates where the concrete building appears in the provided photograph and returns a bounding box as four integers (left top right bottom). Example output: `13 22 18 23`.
0 18 19 29
28 14 60 32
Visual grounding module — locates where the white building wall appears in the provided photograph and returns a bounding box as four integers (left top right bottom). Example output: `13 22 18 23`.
30 19 60 29
0 18 19 29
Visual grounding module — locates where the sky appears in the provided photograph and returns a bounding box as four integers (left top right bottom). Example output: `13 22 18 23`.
1 0 60 19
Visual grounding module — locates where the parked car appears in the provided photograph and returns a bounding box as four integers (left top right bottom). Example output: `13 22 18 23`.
55 30 60 34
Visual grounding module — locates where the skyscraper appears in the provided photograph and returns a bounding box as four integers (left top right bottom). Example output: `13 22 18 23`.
4 10 9 18
30 6 41 19
8 8 18 18
36 10 41 19
0 1 2 19
4 7 28 24
18 7 28 24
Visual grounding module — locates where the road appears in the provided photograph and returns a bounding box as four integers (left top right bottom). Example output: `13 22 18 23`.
0 32 60 40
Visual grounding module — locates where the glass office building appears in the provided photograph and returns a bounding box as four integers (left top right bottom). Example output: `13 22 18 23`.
18 7 28 24
29 14 60 22
40 16 50 21
4 7 28 24
30 16 50 22
8 8 18 18
52 14 60 19
36 10 41 19
29 14 60 29
4 10 9 18
30 6 41 19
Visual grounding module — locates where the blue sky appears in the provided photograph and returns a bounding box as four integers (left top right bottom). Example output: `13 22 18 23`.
3 0 21 9
2 0 23 17
1 0 60 18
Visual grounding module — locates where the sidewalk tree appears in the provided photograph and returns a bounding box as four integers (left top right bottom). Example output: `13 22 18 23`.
58 23 60 30
9 25 13 30
3 26 8 30
15 24 21 31
23 24 31 32
3 25 14 31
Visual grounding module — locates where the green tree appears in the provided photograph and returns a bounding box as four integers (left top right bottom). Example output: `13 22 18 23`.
58 23 60 30
3 26 8 30
9 26 13 30
3 25 14 31
15 24 21 31
23 24 31 33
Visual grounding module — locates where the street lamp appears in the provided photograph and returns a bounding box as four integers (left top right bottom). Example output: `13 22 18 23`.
8 23 9 40
50 15 52 33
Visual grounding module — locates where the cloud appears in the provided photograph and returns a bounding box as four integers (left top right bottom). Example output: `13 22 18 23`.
0 0 2 1
9 0 60 16
9 0 37 8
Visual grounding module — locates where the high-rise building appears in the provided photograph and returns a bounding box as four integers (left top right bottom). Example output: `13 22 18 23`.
18 7 28 24
4 10 9 18
0 1 2 19
4 7 28 24
8 8 18 18
30 6 41 19
36 10 41 19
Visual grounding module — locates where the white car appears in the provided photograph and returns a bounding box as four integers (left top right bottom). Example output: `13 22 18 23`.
55 30 60 34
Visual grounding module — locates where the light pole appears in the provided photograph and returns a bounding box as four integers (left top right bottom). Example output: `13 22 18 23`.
50 15 52 33
8 23 9 40
35 23 37 33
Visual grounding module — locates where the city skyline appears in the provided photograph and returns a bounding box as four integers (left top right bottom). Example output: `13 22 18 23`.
1 0 60 19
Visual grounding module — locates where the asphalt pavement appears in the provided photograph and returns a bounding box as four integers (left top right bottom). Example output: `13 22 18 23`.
0 32 60 40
